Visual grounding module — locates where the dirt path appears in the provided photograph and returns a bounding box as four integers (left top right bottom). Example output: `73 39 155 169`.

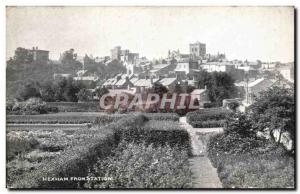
179 116 223 188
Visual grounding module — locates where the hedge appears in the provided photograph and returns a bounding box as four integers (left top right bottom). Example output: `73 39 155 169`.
186 108 231 128
115 120 191 154
187 119 226 128
142 113 179 121
10 114 147 189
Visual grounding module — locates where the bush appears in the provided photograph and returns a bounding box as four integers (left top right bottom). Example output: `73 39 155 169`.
188 119 225 128
115 120 190 153
7 98 58 115
7 112 104 124
10 114 147 189
84 141 192 189
142 113 179 121
7 131 39 161
186 108 231 128
207 133 295 188
207 112 295 188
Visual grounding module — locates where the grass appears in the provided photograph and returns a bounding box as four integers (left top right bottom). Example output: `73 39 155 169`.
7 112 107 124
7 113 193 189
85 141 192 189
207 133 295 188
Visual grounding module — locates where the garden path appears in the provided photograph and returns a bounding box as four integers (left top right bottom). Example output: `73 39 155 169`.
179 116 223 188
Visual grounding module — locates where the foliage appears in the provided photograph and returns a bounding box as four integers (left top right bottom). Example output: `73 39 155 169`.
7 112 106 124
207 132 294 188
7 131 39 161
194 71 238 106
142 113 179 121
15 80 41 101
85 141 191 189
150 82 168 96
95 87 109 99
188 120 225 128
77 88 93 102
186 108 231 128
9 114 146 188
207 111 295 188
6 97 58 115
249 86 295 152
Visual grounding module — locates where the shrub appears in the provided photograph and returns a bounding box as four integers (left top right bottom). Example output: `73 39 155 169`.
207 112 295 188
10 114 147 189
142 113 179 121
7 112 104 124
84 141 192 189
7 131 39 161
186 108 231 128
7 98 58 115
188 119 225 128
115 120 190 153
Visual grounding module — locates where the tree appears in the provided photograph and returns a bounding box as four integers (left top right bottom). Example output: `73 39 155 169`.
77 88 93 102
95 87 109 99
249 86 295 152
151 82 168 96
51 77 81 102
59 49 82 75
40 80 55 102
194 71 237 106
16 79 40 101
13 47 33 64
106 60 126 77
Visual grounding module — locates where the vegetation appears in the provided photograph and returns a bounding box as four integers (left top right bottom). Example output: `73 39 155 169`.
249 86 295 152
6 98 58 115
85 142 191 189
186 108 231 128
7 112 108 124
194 71 238 106
207 87 295 188
8 114 192 189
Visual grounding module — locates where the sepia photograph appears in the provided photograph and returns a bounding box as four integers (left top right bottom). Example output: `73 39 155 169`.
5 6 295 189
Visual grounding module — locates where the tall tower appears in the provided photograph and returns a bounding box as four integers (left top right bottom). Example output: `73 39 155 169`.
189 41 206 59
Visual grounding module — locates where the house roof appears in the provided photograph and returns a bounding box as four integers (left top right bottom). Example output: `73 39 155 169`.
191 89 207 95
130 77 139 84
108 88 136 96
76 70 87 76
115 78 132 86
74 76 98 81
134 79 159 87
103 78 118 86
159 78 177 86
248 78 265 87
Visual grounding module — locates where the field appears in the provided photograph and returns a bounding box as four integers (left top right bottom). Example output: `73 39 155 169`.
6 112 191 189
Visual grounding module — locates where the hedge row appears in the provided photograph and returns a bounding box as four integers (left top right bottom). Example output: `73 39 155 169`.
142 113 179 121
46 102 100 112
7 113 104 124
11 114 147 189
187 119 226 128
116 120 190 153
186 108 231 128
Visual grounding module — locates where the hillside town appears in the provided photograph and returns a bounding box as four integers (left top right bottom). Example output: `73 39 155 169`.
6 6 295 190
15 41 293 111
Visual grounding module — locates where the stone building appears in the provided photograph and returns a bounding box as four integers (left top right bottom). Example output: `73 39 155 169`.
190 41 206 59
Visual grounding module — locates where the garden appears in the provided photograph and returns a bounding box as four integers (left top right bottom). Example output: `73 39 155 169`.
7 112 191 189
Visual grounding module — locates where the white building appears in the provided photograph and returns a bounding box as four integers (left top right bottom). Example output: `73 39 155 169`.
201 62 235 72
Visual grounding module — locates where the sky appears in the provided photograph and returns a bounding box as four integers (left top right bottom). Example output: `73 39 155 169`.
6 6 294 62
